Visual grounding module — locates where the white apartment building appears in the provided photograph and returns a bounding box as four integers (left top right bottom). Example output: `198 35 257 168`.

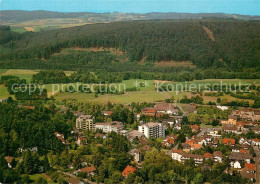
76 115 95 131
95 121 123 133
138 122 165 138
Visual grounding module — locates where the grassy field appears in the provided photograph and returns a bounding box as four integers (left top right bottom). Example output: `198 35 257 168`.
0 69 73 83
0 69 259 104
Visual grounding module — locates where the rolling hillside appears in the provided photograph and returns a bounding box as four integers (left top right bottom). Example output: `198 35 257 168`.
0 19 259 79
1 10 260 32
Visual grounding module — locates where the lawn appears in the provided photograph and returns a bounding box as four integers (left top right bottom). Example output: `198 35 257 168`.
0 85 12 98
0 69 74 83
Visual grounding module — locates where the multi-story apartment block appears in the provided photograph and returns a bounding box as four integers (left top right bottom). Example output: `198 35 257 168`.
76 115 95 131
138 122 165 138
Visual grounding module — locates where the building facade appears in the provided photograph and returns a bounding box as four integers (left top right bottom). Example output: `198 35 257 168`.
95 121 123 133
76 115 95 131
138 122 165 138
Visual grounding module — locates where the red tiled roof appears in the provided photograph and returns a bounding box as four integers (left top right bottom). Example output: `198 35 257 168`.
4 156 14 164
223 138 235 145
190 124 200 130
103 111 113 116
203 153 213 159
251 138 260 142
190 144 202 149
240 149 249 154
186 139 197 145
172 149 183 154
81 165 96 173
122 165 136 177
236 121 246 127
244 163 255 171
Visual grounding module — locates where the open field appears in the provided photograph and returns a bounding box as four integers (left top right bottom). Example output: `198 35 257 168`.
8 18 101 32
0 69 259 104
0 69 73 83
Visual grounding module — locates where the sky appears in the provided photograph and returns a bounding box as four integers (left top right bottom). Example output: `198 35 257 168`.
0 0 259 15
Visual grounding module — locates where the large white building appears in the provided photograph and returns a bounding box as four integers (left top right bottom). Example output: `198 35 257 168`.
76 115 95 131
95 121 123 133
138 122 165 138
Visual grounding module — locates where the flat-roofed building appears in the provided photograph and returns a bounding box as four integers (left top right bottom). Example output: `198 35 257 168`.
95 121 123 133
138 122 165 138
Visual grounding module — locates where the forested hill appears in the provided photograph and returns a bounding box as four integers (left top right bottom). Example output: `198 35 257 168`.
1 10 259 23
0 19 260 74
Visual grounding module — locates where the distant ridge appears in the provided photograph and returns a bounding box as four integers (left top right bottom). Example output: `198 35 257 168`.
0 10 259 23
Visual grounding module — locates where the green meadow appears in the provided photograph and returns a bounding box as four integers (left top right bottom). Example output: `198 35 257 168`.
0 69 259 104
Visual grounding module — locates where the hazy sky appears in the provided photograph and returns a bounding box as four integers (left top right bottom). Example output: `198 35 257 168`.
0 0 259 15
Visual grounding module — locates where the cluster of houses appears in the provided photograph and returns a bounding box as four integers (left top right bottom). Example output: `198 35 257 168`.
70 103 260 183
221 115 260 134
140 102 179 117
167 132 260 182
231 109 260 122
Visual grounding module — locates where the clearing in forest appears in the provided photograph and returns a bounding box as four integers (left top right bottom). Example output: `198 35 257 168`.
24 27 35 32
202 26 215 42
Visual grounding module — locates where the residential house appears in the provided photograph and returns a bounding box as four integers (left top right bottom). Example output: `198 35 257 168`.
76 115 95 131
250 138 260 146
213 151 223 163
4 156 14 168
103 111 113 116
251 126 260 134
129 149 142 163
162 135 177 147
80 165 96 176
203 153 213 160
171 149 183 162
122 165 137 178
232 146 240 153
233 161 242 169
222 138 235 146
182 143 191 152
211 138 219 147
171 149 203 165
223 125 239 134
240 149 249 154
221 115 237 125
240 172 255 182
239 137 249 145
127 130 143 141
76 136 87 146
54 132 69 145
154 103 178 115
242 163 255 173
181 153 203 165
229 152 253 164
174 122 182 130
232 109 260 122
190 124 200 133
141 107 157 117
67 177 84 184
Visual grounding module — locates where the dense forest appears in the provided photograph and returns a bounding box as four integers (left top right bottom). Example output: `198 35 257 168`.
0 20 259 80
